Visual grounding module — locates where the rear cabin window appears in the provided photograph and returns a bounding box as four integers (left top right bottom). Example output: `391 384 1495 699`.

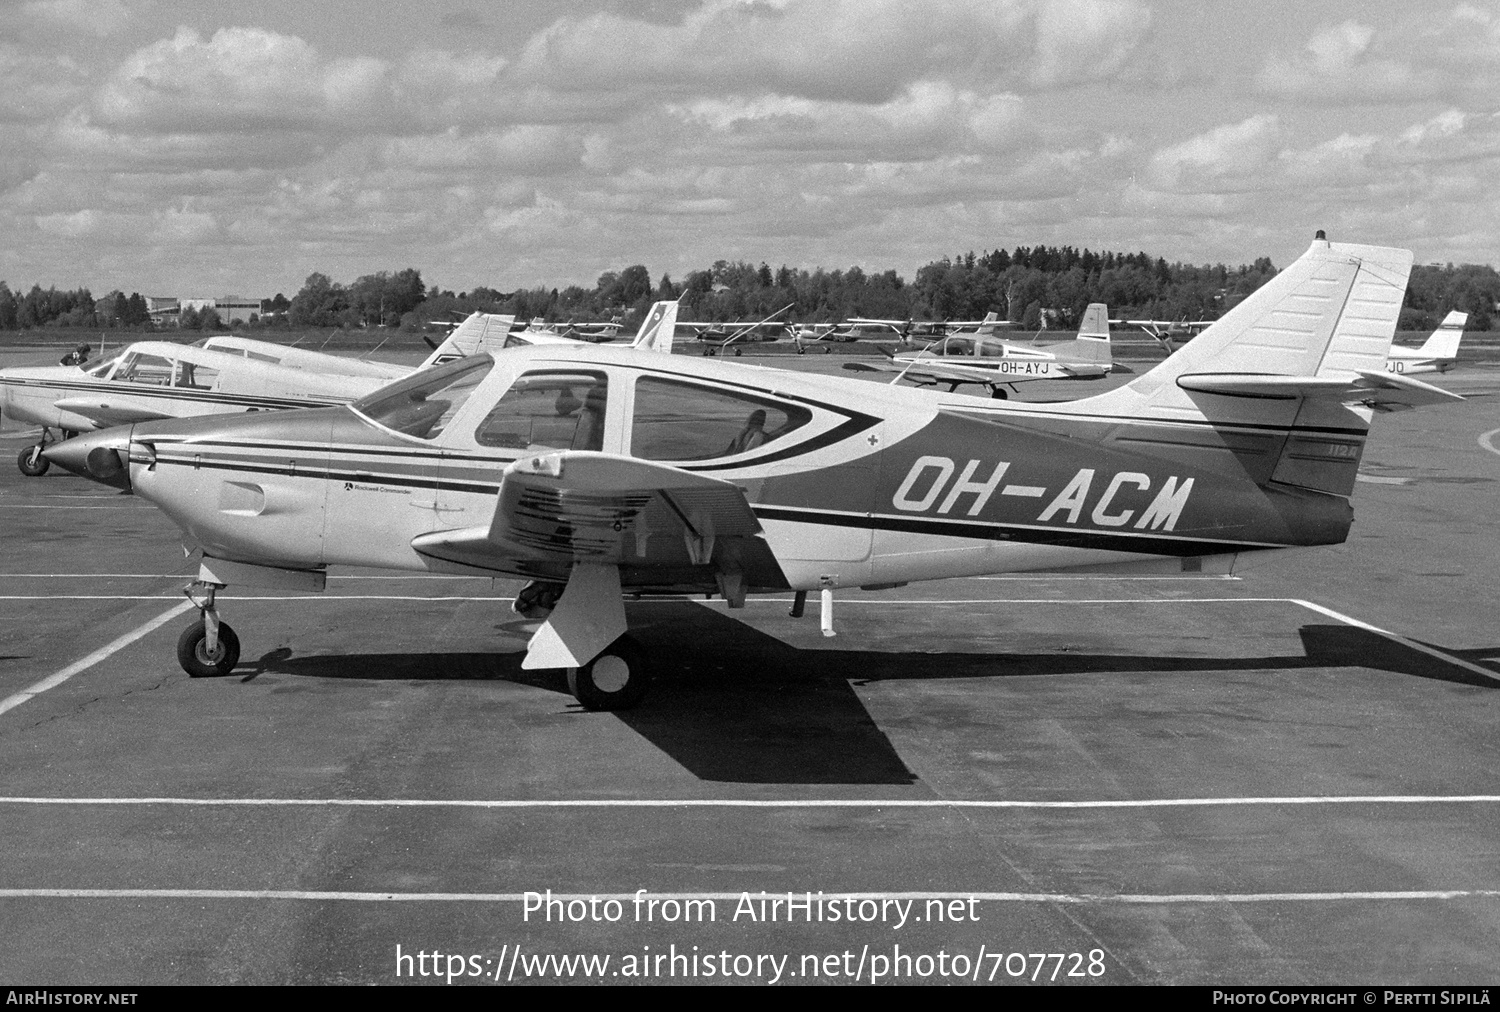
473 372 609 452
113 353 175 385
351 355 494 440
173 361 218 389
630 378 812 461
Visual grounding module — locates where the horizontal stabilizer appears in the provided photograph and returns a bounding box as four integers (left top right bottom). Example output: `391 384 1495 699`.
1177 370 1463 411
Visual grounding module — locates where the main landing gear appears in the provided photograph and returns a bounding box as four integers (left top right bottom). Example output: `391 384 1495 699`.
177 580 240 677
566 634 649 711
17 427 77 476
515 569 652 711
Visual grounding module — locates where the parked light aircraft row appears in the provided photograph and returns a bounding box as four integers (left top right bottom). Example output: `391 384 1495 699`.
45 234 1465 713
2 303 678 475
841 303 1119 398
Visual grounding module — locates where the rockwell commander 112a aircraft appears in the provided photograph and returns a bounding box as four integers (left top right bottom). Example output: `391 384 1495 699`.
840 303 1117 398
47 236 1460 710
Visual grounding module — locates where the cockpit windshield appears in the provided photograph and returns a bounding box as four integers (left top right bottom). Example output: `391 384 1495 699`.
83 353 125 378
350 355 494 439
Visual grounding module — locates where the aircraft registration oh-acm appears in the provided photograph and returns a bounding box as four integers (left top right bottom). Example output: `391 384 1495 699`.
47 235 1462 711
1385 310 1467 375
840 303 1118 398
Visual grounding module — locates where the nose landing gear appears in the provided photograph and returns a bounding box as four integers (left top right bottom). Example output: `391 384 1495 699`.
177 581 240 677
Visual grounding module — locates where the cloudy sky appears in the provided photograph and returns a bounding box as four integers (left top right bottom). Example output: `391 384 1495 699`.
2 0 1498 298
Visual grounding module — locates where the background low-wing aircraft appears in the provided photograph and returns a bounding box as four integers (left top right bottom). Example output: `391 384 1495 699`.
3 305 679 477
1 340 389 476
840 303 1118 398
1385 310 1467 375
47 235 1461 713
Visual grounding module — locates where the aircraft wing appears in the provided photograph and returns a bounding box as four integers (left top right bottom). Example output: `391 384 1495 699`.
1177 371 1463 411
51 398 177 426
410 451 764 571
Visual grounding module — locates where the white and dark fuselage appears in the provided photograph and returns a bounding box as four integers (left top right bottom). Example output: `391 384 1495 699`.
104 344 1352 594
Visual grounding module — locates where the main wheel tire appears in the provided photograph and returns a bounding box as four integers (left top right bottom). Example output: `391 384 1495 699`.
176 619 241 677
566 635 650 711
17 446 49 477
990 387 1009 400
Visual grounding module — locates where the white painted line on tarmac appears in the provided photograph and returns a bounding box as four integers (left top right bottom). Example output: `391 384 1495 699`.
0 595 1286 605
1292 600 1500 685
1 887 1496 905
0 505 156 510
3 794 1496 809
0 595 519 602
0 601 195 718
1479 427 1500 457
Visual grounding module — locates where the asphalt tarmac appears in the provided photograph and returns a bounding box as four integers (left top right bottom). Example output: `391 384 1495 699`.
0 364 1497 985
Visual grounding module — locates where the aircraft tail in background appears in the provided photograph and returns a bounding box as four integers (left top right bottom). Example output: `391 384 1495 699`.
1415 310 1467 361
630 300 679 354
419 313 516 369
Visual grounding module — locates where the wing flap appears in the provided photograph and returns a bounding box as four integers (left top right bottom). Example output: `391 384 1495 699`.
411 451 763 570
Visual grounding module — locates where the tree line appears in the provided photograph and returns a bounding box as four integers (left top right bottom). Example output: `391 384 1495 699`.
4 249 1495 333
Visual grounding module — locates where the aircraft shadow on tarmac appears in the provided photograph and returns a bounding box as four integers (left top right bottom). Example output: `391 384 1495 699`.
242 602 1496 785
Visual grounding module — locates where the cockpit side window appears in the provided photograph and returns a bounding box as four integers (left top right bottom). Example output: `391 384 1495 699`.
350 355 494 439
473 372 608 452
630 377 811 461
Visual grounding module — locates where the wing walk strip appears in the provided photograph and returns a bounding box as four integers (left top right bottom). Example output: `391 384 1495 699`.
1 888 1497 905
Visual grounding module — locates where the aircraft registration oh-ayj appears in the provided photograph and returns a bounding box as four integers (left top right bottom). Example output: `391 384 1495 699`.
47 236 1462 710
841 303 1119 398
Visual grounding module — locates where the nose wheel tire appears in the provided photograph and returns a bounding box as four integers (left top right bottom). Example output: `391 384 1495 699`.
17 446 49 477
566 635 650 711
177 619 241 677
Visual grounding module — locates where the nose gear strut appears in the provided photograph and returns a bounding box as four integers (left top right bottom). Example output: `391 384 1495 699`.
177 580 241 677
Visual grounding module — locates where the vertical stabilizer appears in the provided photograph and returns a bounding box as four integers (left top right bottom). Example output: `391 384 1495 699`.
630 300 679 354
419 313 517 369
1415 310 1467 360
1037 302 1112 366
1078 236 1413 421
976 311 1001 336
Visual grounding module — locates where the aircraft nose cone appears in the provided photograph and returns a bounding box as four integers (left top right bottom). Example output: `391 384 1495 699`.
43 429 133 490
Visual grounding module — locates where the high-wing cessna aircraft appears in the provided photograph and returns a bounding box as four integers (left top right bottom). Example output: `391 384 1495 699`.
518 316 625 343
1119 317 1216 354
840 303 1117 398
47 237 1461 712
1385 310 1467 375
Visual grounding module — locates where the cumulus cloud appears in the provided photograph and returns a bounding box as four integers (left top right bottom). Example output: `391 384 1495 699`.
91 27 390 133
1257 6 1500 104
1144 114 1283 192
0 44 89 122
21 0 135 36
516 0 1150 103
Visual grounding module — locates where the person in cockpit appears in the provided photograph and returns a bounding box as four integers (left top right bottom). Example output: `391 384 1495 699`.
725 408 768 455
